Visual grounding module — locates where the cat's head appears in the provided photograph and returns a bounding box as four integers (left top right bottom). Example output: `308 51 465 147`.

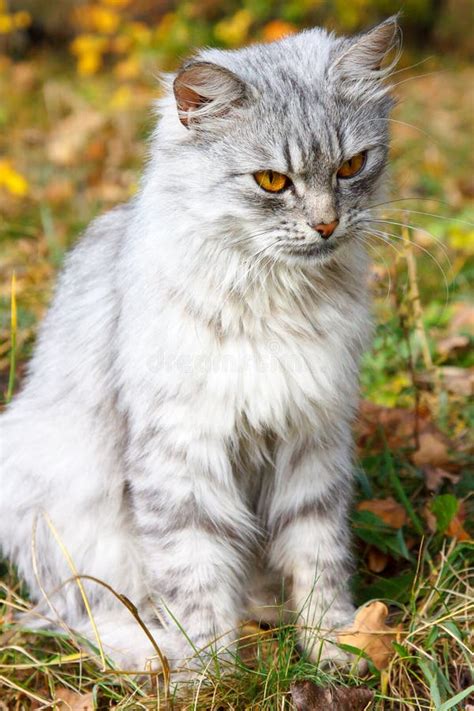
155 17 400 268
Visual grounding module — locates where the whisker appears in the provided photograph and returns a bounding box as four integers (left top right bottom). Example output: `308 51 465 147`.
369 218 453 271
368 225 451 313
357 231 393 302
371 207 474 228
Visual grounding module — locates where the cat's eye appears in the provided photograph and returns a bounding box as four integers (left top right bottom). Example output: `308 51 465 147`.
254 170 291 193
337 151 367 179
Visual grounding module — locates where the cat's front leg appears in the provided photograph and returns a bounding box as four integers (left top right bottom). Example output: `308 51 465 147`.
126 427 254 675
267 431 357 667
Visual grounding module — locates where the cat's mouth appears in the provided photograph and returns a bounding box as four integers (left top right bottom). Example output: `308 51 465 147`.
282 240 339 260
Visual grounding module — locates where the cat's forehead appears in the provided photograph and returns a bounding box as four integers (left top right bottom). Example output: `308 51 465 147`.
199 32 389 167
199 28 338 91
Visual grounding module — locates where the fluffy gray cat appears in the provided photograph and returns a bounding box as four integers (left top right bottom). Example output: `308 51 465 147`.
0 17 399 676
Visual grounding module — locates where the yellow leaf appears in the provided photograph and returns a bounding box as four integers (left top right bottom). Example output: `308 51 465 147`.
78 53 101 76
114 56 140 80
13 10 31 29
215 9 253 47
0 13 13 34
0 159 29 196
337 601 401 670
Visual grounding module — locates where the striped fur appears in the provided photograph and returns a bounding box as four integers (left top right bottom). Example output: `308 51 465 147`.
0 18 398 674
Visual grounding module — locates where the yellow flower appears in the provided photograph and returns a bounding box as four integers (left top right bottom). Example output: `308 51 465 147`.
78 51 102 76
215 9 253 47
128 21 151 46
114 56 140 80
0 13 13 33
70 34 108 56
90 7 120 34
110 85 132 109
0 159 29 196
13 10 31 30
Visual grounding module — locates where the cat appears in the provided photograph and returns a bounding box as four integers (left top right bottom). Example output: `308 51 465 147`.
0 17 400 676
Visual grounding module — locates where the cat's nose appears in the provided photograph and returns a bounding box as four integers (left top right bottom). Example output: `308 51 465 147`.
312 219 339 239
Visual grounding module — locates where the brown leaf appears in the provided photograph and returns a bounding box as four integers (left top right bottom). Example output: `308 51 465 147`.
358 497 407 529
357 400 434 451
55 689 93 711
440 366 474 397
437 334 470 357
446 516 471 541
422 504 437 534
290 679 374 711
367 547 389 573
337 602 401 671
47 110 106 166
424 466 460 491
412 432 450 468
450 302 474 333
238 622 279 668
446 502 471 541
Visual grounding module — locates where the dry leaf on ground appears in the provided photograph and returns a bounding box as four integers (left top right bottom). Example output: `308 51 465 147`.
412 432 450 467
55 689 93 711
47 110 106 166
367 547 389 573
290 679 374 711
239 622 279 667
440 366 474 397
424 466 460 491
358 497 407 528
437 334 470 357
337 602 401 671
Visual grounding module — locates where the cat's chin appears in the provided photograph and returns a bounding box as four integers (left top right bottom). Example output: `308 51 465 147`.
278 240 341 267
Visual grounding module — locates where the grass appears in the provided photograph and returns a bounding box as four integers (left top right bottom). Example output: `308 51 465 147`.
0 29 473 711
1 539 472 708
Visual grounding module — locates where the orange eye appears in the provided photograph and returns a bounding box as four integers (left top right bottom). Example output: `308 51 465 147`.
337 151 366 179
254 170 291 193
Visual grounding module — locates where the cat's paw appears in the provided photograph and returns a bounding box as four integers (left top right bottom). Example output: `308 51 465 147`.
300 626 368 675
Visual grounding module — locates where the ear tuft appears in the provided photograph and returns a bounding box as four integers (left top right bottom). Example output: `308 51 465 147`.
173 61 249 128
332 15 401 80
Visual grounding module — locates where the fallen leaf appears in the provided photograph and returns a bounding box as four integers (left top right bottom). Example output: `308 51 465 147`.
450 302 474 334
437 334 470 357
356 400 436 451
412 432 450 468
337 601 401 671
446 516 471 541
446 501 471 541
358 497 407 529
238 622 279 667
47 110 106 166
367 547 389 573
424 466 460 491
55 689 93 711
440 366 474 397
290 679 374 711
422 504 438 533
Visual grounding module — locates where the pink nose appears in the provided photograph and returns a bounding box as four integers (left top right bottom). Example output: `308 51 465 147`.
313 219 339 239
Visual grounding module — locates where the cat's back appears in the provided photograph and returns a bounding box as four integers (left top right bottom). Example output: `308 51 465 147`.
11 203 131 411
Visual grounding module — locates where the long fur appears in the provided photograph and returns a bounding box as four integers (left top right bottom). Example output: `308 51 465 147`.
0 18 398 672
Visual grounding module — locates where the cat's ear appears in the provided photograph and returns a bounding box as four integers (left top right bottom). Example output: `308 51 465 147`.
173 61 250 128
331 15 401 80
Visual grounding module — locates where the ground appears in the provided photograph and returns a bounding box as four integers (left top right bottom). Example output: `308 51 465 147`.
0 26 473 711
